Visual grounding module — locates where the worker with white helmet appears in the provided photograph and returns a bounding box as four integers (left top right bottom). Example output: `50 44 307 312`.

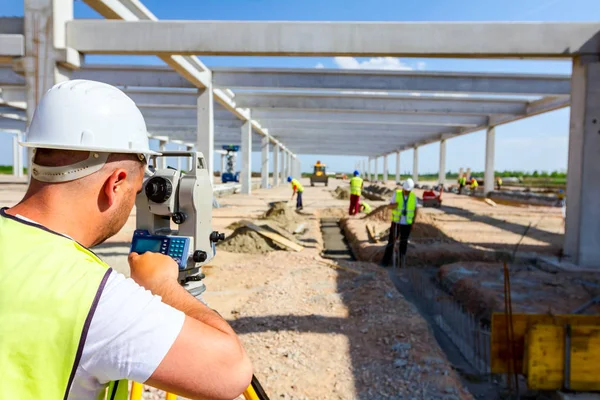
0 80 252 399
381 178 418 267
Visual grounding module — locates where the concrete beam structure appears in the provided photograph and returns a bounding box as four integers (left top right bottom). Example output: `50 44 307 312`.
197 88 214 183
240 120 252 194
67 20 600 58
395 151 401 183
280 149 285 184
383 154 389 182
0 35 24 57
439 139 446 185
564 59 600 267
484 127 495 195
233 92 532 115
158 138 167 169
261 135 270 188
362 159 366 179
273 144 280 186
374 157 379 182
413 147 419 183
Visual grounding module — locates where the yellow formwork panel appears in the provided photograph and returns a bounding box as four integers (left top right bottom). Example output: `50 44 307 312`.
527 324 565 390
491 313 600 374
570 325 600 391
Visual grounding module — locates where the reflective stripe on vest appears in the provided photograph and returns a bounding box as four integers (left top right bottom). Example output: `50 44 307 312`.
291 178 304 192
391 191 417 224
0 209 122 400
349 177 363 196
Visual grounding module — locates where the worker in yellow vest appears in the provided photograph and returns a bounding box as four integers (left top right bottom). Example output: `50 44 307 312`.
496 177 503 191
0 80 252 400
382 179 418 267
470 177 479 193
360 202 372 214
348 170 364 215
458 174 467 194
288 176 304 210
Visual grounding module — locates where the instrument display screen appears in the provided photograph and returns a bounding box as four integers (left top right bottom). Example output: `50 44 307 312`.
132 238 163 254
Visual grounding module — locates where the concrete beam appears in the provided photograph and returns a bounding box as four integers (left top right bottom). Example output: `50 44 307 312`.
0 65 25 86
259 121 461 134
0 35 24 57
252 110 486 126
234 92 530 115
0 87 27 109
0 118 25 131
197 88 214 183
215 68 571 96
67 20 600 58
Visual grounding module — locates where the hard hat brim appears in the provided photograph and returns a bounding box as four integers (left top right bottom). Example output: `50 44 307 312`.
20 141 162 156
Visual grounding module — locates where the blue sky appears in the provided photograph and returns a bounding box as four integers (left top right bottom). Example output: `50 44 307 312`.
2 0 597 174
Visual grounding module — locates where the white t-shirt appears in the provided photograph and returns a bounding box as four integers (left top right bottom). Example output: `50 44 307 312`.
389 192 419 225
14 215 185 400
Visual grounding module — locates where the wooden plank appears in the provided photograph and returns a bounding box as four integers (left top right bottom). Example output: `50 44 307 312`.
239 220 304 252
491 314 600 374
366 224 378 242
527 324 565 390
571 325 600 391
484 198 497 207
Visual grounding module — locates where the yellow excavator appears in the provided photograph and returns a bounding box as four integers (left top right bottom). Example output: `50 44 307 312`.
310 160 328 186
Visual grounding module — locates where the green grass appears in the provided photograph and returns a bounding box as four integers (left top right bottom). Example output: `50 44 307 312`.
0 166 28 175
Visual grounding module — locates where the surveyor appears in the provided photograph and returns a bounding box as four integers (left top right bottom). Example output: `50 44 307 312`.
348 170 364 215
458 174 467 194
496 177 503 191
381 178 418 267
0 80 252 400
288 176 304 210
360 202 372 215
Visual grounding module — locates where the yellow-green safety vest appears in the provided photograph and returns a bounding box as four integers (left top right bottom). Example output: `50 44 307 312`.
361 202 372 214
391 191 417 224
291 178 304 193
471 180 479 188
0 209 127 400
459 177 467 185
349 176 363 196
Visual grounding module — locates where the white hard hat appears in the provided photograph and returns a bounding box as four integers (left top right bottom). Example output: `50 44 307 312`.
22 80 159 183
22 80 158 156
403 178 415 191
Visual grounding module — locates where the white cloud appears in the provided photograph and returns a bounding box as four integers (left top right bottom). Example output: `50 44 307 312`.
415 61 427 70
333 56 413 71
315 63 325 69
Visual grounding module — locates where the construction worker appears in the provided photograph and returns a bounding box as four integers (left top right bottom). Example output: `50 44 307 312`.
458 174 467 194
360 202 372 214
288 176 304 210
381 178 418 267
496 177 503 191
0 80 252 399
348 170 364 215
470 177 479 193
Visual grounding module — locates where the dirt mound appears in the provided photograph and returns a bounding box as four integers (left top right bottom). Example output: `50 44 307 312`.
332 186 349 200
317 207 347 219
363 205 391 222
262 201 305 232
218 227 282 253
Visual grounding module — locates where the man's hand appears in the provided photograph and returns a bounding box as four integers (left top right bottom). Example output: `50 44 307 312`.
128 252 178 293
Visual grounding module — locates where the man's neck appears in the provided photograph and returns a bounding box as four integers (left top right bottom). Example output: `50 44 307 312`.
7 192 96 247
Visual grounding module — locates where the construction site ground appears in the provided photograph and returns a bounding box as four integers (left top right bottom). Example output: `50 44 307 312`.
2 177 597 399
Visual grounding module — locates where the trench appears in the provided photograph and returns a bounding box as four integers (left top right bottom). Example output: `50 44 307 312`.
320 215 504 399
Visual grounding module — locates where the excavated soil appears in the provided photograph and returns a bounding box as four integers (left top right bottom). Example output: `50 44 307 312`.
218 227 282 253
438 262 600 320
332 186 350 200
262 201 306 232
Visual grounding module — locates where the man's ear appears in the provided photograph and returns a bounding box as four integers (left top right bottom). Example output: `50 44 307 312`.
103 169 128 207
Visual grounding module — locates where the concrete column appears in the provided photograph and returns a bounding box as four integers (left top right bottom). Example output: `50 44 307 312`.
395 151 401 183
362 159 366 179
466 168 472 181
280 149 285 183
197 88 214 183
439 139 447 185
13 133 23 177
484 128 495 195
374 157 379 182
158 140 167 169
176 145 182 171
366 158 371 180
564 58 600 266
287 153 292 178
261 135 270 189
273 145 280 186
220 153 226 174
383 154 389 183
240 121 252 194
412 147 419 183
